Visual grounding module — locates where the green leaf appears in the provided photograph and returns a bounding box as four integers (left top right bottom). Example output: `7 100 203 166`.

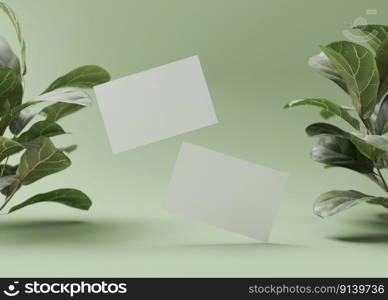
17 137 71 185
308 52 347 92
311 135 373 174
319 106 355 120
374 96 388 134
352 25 388 51
8 188 92 213
305 122 386 161
6 80 23 109
59 144 77 153
0 2 26 75
376 39 388 102
306 123 348 137
321 41 379 119
17 121 66 144
0 136 23 161
11 88 90 134
349 134 388 160
42 102 84 122
284 98 360 130
0 101 41 135
43 65 110 93
0 67 19 100
0 164 18 196
0 36 20 73
314 190 384 217
0 174 17 190
367 197 388 209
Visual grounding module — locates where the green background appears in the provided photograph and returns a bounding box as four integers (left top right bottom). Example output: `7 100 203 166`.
1 0 388 277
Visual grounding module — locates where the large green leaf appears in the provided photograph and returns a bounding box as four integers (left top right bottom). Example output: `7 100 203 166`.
17 121 65 144
0 101 40 135
308 52 347 92
311 135 373 173
43 65 110 94
376 39 388 102
352 25 388 51
0 2 26 75
0 67 19 102
321 41 379 119
0 136 23 161
284 98 360 130
17 137 71 185
8 188 92 213
314 190 386 217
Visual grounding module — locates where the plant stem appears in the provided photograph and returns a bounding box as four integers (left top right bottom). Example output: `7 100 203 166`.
376 168 388 193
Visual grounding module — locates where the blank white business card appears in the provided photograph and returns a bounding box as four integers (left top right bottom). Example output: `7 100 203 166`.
166 143 288 241
94 56 218 153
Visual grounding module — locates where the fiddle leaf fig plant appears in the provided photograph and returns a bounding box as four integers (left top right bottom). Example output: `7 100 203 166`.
285 24 388 218
0 3 110 213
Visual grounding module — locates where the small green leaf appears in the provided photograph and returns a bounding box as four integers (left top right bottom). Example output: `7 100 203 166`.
308 52 347 92
0 2 26 75
17 137 71 185
42 102 84 122
284 98 360 130
17 121 66 144
8 188 92 213
59 144 77 153
306 123 348 137
352 25 388 51
0 136 23 161
43 65 110 93
314 190 383 217
321 41 379 119
319 106 355 120
311 135 373 174
0 101 41 135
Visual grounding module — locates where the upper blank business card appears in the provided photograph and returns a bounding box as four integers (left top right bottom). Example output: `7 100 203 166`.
94 56 218 153
166 143 288 241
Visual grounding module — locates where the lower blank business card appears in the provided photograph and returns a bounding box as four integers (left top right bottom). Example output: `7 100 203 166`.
165 143 288 241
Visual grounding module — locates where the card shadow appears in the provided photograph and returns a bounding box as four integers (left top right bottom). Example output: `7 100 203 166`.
184 242 299 250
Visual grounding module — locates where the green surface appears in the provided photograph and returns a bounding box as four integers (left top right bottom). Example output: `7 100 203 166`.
0 0 388 277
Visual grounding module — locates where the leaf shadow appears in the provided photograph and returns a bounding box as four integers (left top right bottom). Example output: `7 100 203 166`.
327 213 388 244
0 218 152 246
